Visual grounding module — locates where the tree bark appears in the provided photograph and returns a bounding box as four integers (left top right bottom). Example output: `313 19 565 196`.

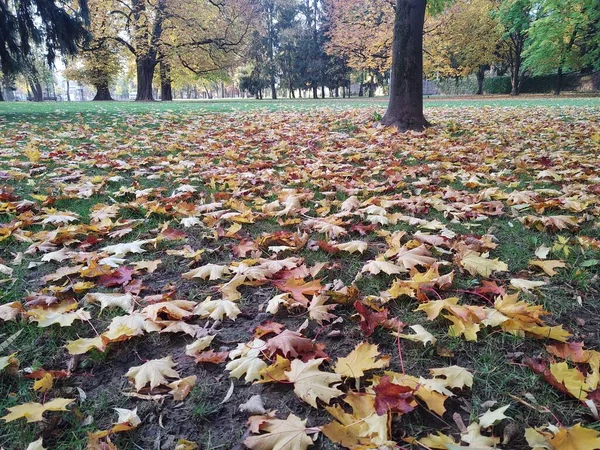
510 46 522 96
368 73 375 97
476 66 485 95
0 88 3 101
160 61 173 101
321 85 325 99
312 85 318 99
554 67 563 96
136 56 157 101
381 0 429 131
93 81 113 101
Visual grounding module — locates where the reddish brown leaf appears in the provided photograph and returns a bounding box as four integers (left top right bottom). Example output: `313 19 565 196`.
373 376 416 416
254 321 285 338
98 266 135 287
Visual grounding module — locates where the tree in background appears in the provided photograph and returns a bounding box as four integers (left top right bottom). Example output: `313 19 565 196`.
494 0 532 96
524 0 599 95
425 0 501 94
65 47 121 100
92 0 255 101
0 0 88 100
325 0 394 96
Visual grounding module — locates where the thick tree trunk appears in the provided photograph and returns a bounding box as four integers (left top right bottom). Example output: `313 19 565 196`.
160 61 173 101
381 0 429 131
93 82 113 101
476 66 485 95
554 67 563 96
136 56 157 101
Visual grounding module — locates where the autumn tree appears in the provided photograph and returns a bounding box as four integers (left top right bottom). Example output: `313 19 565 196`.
524 0 599 95
325 0 394 96
425 0 501 95
94 0 255 101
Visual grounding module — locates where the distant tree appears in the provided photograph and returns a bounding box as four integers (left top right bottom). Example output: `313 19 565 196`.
325 0 393 96
425 0 501 94
494 0 532 96
525 0 599 95
0 0 88 100
65 47 121 100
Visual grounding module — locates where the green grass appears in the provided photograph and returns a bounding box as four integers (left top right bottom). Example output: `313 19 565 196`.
1 95 599 119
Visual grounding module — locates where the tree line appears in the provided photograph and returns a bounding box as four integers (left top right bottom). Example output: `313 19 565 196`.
0 0 599 102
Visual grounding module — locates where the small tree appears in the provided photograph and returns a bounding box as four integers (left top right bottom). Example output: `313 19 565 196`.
66 48 121 100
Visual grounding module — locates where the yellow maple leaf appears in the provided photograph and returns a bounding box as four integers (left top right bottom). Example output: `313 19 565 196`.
285 358 343 408
549 423 600 450
460 251 508 277
2 398 74 422
33 373 54 393
529 259 567 276
334 342 390 378
124 356 180 392
244 413 315 450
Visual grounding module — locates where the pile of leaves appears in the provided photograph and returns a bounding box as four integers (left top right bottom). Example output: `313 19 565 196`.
0 104 600 449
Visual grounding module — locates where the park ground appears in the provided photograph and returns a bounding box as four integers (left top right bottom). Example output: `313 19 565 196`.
0 96 600 449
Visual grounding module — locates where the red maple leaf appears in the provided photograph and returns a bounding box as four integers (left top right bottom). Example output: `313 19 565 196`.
98 266 135 287
354 301 404 337
373 376 416 416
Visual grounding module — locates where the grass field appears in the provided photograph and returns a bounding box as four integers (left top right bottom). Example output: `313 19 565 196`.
1 97 600 449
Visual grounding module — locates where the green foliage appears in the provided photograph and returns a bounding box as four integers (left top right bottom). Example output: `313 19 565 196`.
484 72 582 94
524 0 594 75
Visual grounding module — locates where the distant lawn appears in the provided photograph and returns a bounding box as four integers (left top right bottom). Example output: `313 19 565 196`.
1 95 599 120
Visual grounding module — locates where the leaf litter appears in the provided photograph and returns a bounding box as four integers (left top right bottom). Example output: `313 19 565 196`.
0 104 600 449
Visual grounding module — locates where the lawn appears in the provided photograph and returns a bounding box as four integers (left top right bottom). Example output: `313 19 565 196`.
0 98 599 450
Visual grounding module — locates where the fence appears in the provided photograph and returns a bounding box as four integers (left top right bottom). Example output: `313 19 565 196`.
430 71 600 96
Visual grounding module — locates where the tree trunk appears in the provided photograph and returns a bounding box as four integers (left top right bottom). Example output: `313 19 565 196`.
93 81 113 101
381 0 429 131
476 66 485 95
66 78 71 101
160 61 173 101
510 50 522 96
28 79 43 102
368 73 375 97
136 56 157 101
554 67 563 96
358 83 364 97
321 85 325 99
0 88 3 101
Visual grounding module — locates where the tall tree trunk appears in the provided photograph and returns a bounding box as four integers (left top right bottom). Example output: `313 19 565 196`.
554 67 563 96
358 83 364 97
510 47 522 96
0 88 3 102
476 66 485 95
66 78 71 101
312 85 318 99
321 85 325 99
136 56 157 101
93 81 113 101
381 0 429 131
160 61 173 101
